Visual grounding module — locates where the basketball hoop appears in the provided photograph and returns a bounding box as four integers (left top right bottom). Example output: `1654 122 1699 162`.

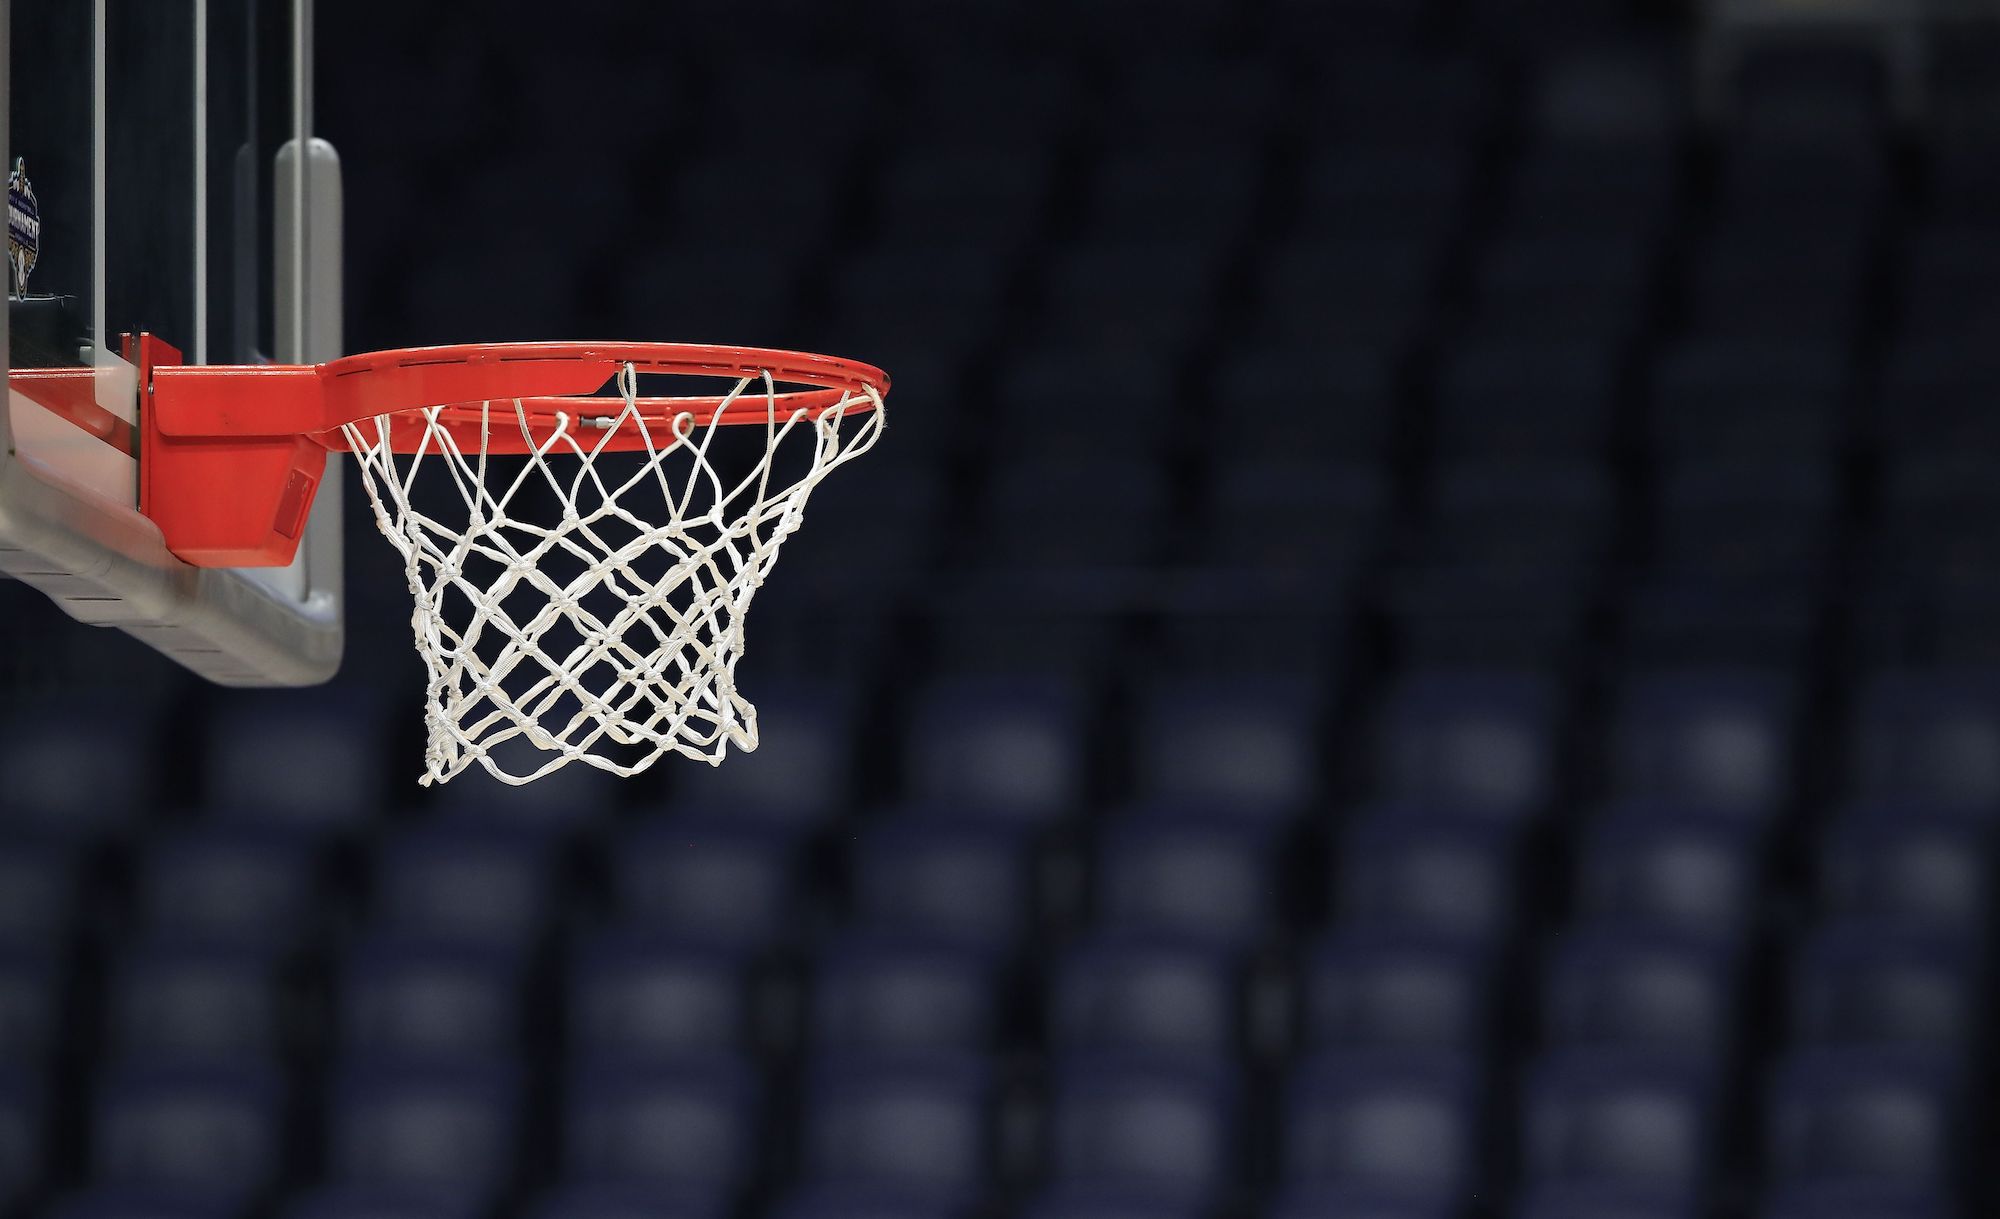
134 340 888 785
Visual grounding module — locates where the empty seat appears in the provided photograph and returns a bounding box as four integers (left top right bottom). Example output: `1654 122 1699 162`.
0 701 151 836
202 693 385 829
1096 815 1276 947
1378 669 1559 818
134 828 316 949
1766 1048 1962 1188
671 683 856 828
340 936 521 1060
1300 929 1495 1051
1284 1050 1483 1200
1817 807 1992 931
1199 459 1387 575
613 818 798 948
0 952 55 1061
107 941 279 1060
801 1053 990 1193
1209 340 1400 459
41 1188 243 1219
1419 462 1614 574
1336 812 1518 942
1653 459 1835 581
1850 672 2000 809
1609 668 1795 818
1434 341 1621 456
0 1072 39 1210
1132 676 1325 815
766 1184 967 1219
1019 1184 1207 1219
1050 934 1239 1056
1048 1055 1238 1194
370 820 551 948
1790 922 1983 1050
902 677 1087 822
1619 573 1819 669
1522 1049 1717 1193
1759 1181 1956 1219
1510 1186 1704 1219
569 929 755 1060
1541 928 1741 1056
329 1060 518 1197
1267 1185 1463 1219
93 1061 282 1199
848 818 1033 948
1575 808 1763 940
1649 339 1845 457
0 837 74 951
810 934 997 1052
279 1185 484 1219
979 457 1169 569
565 1058 757 1191
529 1182 728 1219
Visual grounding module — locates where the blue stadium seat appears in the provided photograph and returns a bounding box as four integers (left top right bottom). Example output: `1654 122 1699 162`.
0 837 73 951
134 828 316 949
0 951 54 1062
1266 1185 1463 1219
1765 1048 1963 1189
1850 672 2000 809
1649 338 1844 457
1760 1181 1957 1219
1469 234 1656 343
1816 806 1992 931
902 677 1086 822
0 701 151 837
612 817 798 948
93 1061 283 1199
569 929 754 1060
1040 240 1231 344
1878 333 2000 452
1096 814 1277 947
279 1185 483 1219
1047 1055 1238 1195
339 935 521 1060
1574 807 1763 941
1790 923 1982 1050
564 1058 757 1191
106 940 278 1060
370 820 551 948
1609 668 1795 818
670 683 857 829
1131 676 1325 816
1210 340 1400 459
202 692 385 830
1521 1049 1717 1195
40 1188 241 1219
1619 573 1819 669
992 342 1176 459
766 1184 969 1219
981 457 1170 569
1336 811 1519 942
0 1071 39 1211
1653 459 1835 582
849 817 1033 948
1018 1183 1207 1219
1434 342 1621 457
800 1053 990 1194
1377 670 1558 818
810 934 998 1053
1420 461 1614 574
1510 1186 1704 1219
1541 927 1741 1056
529 1182 728 1219
1200 459 1386 575
1283 1050 1483 1201
1299 929 1495 1051
328 1059 519 1197
1050 934 1239 1056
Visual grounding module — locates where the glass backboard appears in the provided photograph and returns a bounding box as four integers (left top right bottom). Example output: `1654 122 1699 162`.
0 0 343 687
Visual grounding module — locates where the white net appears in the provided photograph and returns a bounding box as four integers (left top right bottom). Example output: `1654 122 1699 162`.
342 365 884 786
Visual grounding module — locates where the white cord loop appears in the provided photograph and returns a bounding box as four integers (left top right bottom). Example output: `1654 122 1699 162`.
342 363 884 786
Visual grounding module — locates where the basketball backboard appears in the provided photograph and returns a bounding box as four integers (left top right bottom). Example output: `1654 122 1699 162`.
0 0 342 685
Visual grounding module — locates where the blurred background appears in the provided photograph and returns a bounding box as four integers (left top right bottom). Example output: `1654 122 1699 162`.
2 1 1998 1219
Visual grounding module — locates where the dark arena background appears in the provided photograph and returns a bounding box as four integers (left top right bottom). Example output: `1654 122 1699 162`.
3 3 1998 1219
